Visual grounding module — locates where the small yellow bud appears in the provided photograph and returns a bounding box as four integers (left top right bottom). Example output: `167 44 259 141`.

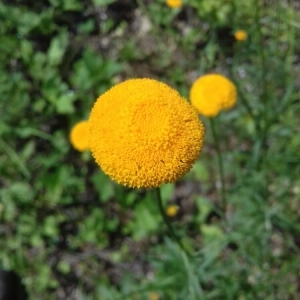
234 30 247 41
166 205 179 217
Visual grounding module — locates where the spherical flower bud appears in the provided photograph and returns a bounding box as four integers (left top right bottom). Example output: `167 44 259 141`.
190 74 237 117
166 205 179 217
234 30 247 41
70 121 89 151
166 0 182 8
89 78 205 188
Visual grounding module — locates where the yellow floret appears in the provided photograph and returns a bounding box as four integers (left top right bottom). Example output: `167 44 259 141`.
89 78 205 188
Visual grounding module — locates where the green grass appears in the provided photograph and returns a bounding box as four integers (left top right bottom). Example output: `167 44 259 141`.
0 0 299 299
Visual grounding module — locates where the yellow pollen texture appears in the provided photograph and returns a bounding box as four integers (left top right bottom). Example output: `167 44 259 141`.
89 78 205 188
190 74 237 117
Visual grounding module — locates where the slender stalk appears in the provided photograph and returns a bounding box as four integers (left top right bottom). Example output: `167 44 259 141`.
255 0 267 100
251 1 295 171
154 188 187 253
135 0 164 47
221 46 259 132
233 80 258 128
209 118 227 212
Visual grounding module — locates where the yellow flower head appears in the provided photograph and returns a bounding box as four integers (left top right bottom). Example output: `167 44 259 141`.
166 205 179 217
234 30 247 41
190 74 237 117
166 0 182 8
70 121 89 151
89 78 205 188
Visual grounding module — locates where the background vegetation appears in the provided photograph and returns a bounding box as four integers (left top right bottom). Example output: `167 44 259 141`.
0 0 299 299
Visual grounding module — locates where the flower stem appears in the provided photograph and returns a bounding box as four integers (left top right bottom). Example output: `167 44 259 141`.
135 0 164 47
154 188 187 253
209 118 227 212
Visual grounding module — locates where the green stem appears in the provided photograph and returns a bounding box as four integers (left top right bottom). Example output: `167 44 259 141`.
209 118 227 212
154 188 187 253
135 0 164 47
234 80 258 128
221 45 259 133
255 0 267 98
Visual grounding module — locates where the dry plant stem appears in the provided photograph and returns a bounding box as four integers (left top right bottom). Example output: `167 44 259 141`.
154 188 187 254
209 118 227 212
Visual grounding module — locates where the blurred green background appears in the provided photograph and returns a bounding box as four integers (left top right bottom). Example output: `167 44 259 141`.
0 0 299 299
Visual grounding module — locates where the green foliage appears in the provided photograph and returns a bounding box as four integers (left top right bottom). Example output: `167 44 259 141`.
190 0 257 26
0 0 299 299
92 0 117 6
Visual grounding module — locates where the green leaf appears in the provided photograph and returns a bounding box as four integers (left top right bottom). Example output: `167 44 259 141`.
201 224 223 242
160 183 175 204
18 11 41 34
10 182 33 204
193 160 209 182
133 206 159 239
195 196 213 223
30 234 44 247
57 261 71 274
127 195 161 240
20 39 34 63
201 224 225 258
79 208 106 245
48 30 69 66
0 189 17 221
92 0 117 7
92 171 114 202
49 0 82 10
63 0 83 10
43 216 59 237
78 19 95 34
55 94 75 114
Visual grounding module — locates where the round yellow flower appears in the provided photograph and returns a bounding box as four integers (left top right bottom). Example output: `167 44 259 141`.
70 121 89 151
166 0 182 8
166 205 179 217
190 74 237 117
234 30 247 41
89 78 205 188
